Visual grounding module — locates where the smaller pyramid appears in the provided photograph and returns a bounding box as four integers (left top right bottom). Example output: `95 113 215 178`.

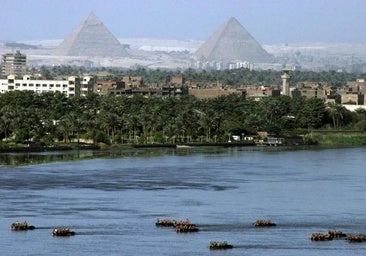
54 12 128 57
195 17 272 63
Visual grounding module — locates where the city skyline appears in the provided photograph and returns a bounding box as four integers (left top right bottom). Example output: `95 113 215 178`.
1 0 366 44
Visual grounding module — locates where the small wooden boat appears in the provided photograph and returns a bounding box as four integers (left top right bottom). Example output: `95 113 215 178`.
310 233 333 241
155 218 191 228
328 230 346 238
253 219 276 227
175 223 199 233
11 221 35 231
209 241 233 250
52 228 75 236
347 234 366 242
155 218 175 227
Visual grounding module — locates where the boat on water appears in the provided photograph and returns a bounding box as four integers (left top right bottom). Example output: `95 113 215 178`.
209 241 233 250
52 228 75 236
11 221 35 231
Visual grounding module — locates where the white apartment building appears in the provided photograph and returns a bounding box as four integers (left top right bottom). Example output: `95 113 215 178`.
0 75 94 97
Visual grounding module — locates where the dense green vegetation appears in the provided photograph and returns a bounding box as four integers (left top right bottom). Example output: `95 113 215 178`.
306 133 366 146
34 66 365 87
0 90 365 146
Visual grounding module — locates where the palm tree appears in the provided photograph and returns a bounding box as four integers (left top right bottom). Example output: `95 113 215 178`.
326 102 346 128
0 106 14 140
57 116 72 143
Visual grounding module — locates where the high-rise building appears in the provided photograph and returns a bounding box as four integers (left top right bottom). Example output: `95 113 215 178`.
1 50 27 78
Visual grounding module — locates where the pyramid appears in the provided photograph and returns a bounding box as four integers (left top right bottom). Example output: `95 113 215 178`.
195 17 272 63
54 12 128 57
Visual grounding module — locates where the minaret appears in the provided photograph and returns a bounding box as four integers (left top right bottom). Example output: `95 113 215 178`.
281 70 291 96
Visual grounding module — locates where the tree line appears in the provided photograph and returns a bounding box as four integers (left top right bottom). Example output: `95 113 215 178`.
1 90 365 146
33 66 364 87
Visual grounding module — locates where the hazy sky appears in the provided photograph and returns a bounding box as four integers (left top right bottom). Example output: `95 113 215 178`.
1 0 365 44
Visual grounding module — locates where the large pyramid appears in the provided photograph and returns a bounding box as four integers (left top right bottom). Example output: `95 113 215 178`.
195 17 272 63
54 12 128 57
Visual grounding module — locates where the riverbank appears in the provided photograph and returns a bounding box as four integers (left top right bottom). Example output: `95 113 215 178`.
305 132 366 146
132 140 256 148
1 132 365 153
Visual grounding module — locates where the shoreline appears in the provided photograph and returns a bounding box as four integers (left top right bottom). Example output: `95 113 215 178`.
0 144 99 153
1 133 366 153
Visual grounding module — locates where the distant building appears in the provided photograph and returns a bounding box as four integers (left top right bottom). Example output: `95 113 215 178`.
80 76 94 97
187 82 243 99
188 88 241 99
0 75 94 97
94 80 125 95
346 79 366 94
281 70 291 96
341 93 362 105
1 50 27 78
122 76 143 89
292 82 328 99
171 75 184 86
228 62 253 70
338 79 366 105
245 85 281 98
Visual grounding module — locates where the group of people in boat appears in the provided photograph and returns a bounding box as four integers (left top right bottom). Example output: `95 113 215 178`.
310 232 334 241
347 234 366 242
11 221 35 231
155 218 199 232
155 218 176 227
209 241 233 250
175 223 199 233
52 228 75 236
310 230 366 242
11 220 75 236
253 219 277 227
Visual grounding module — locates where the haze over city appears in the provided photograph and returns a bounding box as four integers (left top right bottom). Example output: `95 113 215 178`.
1 0 366 44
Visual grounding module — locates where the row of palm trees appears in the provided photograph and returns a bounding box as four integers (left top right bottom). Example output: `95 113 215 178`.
33 66 362 87
0 91 363 146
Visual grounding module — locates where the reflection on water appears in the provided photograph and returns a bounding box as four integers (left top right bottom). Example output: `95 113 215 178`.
0 145 319 167
0 146 236 166
0 150 96 166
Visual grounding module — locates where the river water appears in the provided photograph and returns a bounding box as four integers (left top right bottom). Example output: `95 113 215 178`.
0 146 365 255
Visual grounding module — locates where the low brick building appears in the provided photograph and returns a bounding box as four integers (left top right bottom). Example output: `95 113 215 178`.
94 80 125 95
